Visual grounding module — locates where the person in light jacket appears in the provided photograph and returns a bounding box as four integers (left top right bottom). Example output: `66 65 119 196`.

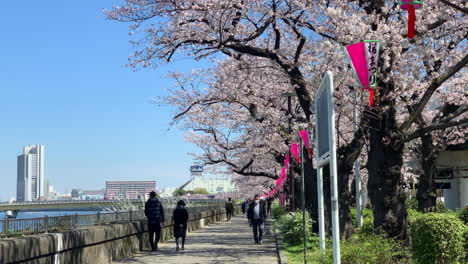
247 194 267 244
173 200 189 251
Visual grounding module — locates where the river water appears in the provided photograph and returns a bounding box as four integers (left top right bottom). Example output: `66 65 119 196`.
0 211 102 232
10 211 101 219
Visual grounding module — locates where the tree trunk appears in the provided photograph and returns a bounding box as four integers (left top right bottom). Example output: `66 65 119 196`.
367 107 408 240
416 133 437 212
337 160 355 239
300 153 354 238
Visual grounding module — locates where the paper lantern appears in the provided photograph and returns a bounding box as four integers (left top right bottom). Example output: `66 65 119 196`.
399 0 423 39
345 40 381 108
290 143 301 164
299 130 313 158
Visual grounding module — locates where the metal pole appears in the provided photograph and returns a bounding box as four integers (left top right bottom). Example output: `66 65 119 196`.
328 73 341 264
317 166 325 250
287 95 295 211
44 216 49 233
314 108 325 251
353 91 363 228
3 218 9 235
300 141 307 263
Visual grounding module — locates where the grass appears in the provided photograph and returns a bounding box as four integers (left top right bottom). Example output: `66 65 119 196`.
281 233 412 264
283 236 328 264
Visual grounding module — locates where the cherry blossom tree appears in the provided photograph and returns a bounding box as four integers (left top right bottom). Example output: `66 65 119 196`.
106 0 468 240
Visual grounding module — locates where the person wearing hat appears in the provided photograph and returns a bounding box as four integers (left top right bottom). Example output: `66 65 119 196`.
145 191 165 251
173 200 189 251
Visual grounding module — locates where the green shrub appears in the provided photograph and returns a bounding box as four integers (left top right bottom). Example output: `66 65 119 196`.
406 197 418 211
303 234 410 264
407 209 423 225
411 213 466 264
271 200 287 219
434 200 449 213
458 206 468 225
350 207 373 228
354 208 374 235
340 234 409 264
279 211 312 244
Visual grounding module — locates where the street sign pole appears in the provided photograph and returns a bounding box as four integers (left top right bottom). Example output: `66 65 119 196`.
314 71 340 264
328 73 341 264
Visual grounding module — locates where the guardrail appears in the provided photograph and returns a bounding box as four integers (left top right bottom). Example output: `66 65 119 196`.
0 198 226 211
0 203 225 237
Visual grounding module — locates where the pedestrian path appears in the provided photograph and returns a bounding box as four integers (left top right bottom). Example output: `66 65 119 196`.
112 215 277 264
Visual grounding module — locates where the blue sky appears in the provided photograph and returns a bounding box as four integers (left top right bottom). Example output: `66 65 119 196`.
0 1 205 201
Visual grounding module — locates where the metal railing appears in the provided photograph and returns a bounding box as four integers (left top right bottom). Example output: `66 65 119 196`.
0 203 226 237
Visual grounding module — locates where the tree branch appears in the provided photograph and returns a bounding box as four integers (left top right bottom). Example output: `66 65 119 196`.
437 0 468 15
400 53 468 133
404 117 468 143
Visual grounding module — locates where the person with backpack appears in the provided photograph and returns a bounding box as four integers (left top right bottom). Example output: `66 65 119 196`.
225 197 234 222
247 194 266 244
145 191 165 251
173 200 189 251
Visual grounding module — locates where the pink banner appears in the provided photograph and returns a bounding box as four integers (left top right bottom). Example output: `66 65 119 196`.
284 154 290 169
346 42 369 87
299 130 313 158
281 166 287 180
279 193 285 206
290 143 301 164
345 41 381 108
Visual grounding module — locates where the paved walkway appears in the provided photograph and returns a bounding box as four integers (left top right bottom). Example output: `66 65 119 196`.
112 215 277 264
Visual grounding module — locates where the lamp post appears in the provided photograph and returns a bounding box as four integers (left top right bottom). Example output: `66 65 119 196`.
281 92 296 211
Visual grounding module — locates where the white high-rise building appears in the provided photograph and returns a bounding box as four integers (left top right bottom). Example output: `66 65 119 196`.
17 145 45 202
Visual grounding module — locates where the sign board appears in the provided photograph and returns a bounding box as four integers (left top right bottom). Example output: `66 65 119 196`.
316 81 330 160
190 165 203 173
313 71 341 264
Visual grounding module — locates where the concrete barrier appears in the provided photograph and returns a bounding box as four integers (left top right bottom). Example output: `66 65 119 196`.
0 206 240 264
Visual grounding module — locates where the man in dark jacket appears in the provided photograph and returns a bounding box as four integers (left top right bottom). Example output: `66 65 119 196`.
145 191 165 251
247 194 267 244
225 197 234 221
241 199 247 214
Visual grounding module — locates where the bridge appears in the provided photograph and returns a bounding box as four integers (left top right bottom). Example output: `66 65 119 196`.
0 199 221 212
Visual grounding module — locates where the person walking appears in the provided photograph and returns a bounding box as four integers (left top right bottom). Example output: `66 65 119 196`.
241 199 248 214
266 197 274 218
247 194 266 244
145 191 165 251
173 200 189 251
225 197 234 221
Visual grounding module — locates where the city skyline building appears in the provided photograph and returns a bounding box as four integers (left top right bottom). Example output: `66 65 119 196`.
105 181 156 200
17 145 45 202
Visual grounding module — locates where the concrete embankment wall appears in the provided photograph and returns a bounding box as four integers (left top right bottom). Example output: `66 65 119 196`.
0 207 240 264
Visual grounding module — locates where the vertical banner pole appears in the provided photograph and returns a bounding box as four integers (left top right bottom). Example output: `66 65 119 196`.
300 141 307 263
353 92 363 228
